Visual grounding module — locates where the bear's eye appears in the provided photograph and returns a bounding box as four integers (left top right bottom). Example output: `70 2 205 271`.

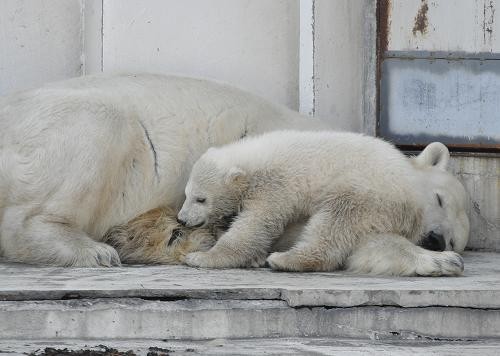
168 228 183 246
196 197 206 203
436 194 443 208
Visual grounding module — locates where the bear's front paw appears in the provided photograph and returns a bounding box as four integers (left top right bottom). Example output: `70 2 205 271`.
417 251 464 276
73 242 122 267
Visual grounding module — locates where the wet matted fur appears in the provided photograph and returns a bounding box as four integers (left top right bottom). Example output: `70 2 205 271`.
103 206 215 264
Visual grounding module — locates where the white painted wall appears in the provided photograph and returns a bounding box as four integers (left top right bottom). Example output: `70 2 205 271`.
83 0 103 74
89 0 375 128
100 0 300 110
299 0 315 117
0 0 83 96
0 0 373 130
314 0 375 132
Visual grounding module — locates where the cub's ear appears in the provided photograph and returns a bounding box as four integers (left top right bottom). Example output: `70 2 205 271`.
415 142 450 170
225 167 248 188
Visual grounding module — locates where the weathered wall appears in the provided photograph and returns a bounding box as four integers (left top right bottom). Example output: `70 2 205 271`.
380 0 500 250
0 0 83 96
388 0 500 52
380 0 500 147
450 156 500 251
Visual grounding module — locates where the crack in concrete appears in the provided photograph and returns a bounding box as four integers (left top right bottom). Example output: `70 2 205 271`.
3 290 500 312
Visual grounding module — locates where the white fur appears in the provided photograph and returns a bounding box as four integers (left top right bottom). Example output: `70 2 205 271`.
0 74 328 266
179 131 470 276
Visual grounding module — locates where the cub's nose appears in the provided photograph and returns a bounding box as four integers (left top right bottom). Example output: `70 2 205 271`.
420 231 446 252
176 217 186 226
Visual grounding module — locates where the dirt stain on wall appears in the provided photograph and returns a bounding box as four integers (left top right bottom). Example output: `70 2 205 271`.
483 0 495 45
377 0 391 56
412 0 429 36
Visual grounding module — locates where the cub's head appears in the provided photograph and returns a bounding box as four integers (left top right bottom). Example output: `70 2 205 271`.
413 142 470 253
103 207 216 264
177 154 248 229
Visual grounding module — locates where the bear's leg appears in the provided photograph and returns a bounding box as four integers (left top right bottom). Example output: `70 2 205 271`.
184 206 286 268
1 208 121 267
346 233 464 276
267 209 353 272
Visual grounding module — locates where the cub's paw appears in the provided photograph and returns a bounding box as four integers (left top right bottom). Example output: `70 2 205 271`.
185 251 224 268
416 251 464 276
185 250 257 269
73 242 122 267
267 252 295 271
248 253 268 268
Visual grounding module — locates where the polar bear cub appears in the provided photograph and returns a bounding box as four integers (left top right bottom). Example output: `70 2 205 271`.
177 130 469 276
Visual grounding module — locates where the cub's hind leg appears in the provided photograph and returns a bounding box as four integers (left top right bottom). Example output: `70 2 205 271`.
266 189 431 273
1 207 121 267
267 209 356 272
346 233 464 276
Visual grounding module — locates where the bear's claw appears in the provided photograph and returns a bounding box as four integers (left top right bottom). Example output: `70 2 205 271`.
416 251 464 276
72 242 122 267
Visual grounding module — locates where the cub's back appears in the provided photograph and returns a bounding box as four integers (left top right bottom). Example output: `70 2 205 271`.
224 131 413 180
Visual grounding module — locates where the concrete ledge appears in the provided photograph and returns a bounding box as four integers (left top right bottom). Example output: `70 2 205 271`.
1 252 500 341
1 252 500 308
2 298 500 340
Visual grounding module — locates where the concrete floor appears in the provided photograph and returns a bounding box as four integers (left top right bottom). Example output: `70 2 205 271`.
1 251 500 351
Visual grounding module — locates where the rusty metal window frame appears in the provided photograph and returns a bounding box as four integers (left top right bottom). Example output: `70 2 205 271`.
375 0 500 154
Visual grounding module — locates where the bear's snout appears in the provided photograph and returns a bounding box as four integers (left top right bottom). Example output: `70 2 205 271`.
420 231 446 252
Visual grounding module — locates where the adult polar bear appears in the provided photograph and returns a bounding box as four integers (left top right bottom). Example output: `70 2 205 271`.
0 74 328 267
178 131 469 276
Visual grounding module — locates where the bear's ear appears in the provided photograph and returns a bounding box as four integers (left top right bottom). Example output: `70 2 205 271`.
225 167 248 188
415 142 450 170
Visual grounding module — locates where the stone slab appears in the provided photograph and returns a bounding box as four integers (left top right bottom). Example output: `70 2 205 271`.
2 298 500 340
1 252 500 308
2 338 500 356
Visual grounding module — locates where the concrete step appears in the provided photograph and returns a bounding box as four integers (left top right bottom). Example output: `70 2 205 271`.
1 252 500 342
2 338 500 356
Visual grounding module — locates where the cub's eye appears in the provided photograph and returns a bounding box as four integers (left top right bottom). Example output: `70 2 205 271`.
196 197 206 203
436 194 443 208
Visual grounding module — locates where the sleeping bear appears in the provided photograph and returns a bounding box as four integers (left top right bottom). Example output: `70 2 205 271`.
0 74 328 266
177 131 469 276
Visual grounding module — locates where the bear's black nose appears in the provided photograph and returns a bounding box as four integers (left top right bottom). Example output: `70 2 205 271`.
176 217 186 226
420 231 446 252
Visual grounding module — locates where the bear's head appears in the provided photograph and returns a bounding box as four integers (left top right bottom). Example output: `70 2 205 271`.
178 155 247 229
412 142 470 253
103 207 216 264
